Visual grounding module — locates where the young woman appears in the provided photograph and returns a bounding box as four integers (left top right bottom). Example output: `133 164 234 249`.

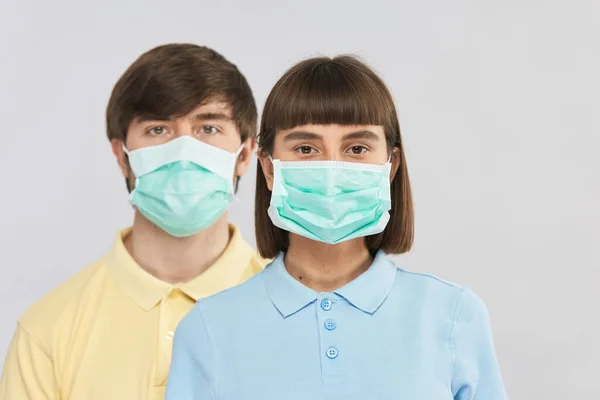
165 56 507 399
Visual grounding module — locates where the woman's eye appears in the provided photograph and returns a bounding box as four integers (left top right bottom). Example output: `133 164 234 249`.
348 146 367 155
296 146 314 154
148 126 167 135
201 125 218 134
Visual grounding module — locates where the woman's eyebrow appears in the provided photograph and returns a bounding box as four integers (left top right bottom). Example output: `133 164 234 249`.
283 131 323 142
342 130 380 141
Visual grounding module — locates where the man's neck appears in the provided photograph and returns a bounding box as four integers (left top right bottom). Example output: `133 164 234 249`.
124 211 231 284
284 234 373 292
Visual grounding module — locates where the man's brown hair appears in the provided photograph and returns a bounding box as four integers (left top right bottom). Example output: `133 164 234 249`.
106 43 257 143
255 55 414 258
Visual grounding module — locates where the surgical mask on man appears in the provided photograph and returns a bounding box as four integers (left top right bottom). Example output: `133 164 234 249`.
124 136 242 237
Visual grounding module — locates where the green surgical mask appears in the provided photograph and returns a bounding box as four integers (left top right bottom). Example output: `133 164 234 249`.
268 158 392 244
124 136 241 237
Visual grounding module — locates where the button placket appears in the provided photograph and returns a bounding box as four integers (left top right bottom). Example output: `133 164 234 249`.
317 293 347 385
154 288 182 386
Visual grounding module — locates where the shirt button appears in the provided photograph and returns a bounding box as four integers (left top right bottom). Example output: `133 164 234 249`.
165 331 174 341
326 347 339 359
324 319 337 331
320 298 332 311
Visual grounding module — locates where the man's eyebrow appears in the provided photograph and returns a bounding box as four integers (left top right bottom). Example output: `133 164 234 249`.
132 115 168 124
342 130 381 141
132 112 233 124
192 112 232 121
283 131 323 142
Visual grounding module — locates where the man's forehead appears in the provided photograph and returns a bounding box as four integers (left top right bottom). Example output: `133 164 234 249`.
188 101 233 119
131 100 234 125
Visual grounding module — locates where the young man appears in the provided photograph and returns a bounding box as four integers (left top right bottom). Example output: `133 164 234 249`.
0 44 268 400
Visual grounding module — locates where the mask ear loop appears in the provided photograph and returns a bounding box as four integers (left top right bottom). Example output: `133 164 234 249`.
388 143 402 164
230 144 247 202
234 144 245 157
387 148 395 163
121 143 134 193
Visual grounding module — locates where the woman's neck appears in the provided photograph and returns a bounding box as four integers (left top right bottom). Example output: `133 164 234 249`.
284 234 373 292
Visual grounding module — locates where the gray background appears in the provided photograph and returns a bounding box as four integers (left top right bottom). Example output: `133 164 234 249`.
0 0 598 398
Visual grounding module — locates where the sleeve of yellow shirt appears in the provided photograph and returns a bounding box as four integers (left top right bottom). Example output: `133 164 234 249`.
0 325 57 400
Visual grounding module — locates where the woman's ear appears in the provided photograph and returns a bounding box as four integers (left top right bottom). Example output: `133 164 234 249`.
389 146 401 182
258 152 274 191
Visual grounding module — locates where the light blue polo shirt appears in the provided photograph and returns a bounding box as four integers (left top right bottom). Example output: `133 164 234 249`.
166 251 507 399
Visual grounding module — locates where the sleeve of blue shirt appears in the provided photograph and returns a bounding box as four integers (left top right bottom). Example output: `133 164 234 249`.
165 306 216 400
452 289 508 400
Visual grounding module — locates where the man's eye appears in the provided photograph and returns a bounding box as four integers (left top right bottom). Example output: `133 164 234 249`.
148 126 167 135
201 125 218 134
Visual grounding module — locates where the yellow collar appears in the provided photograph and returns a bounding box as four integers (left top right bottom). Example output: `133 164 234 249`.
105 224 255 310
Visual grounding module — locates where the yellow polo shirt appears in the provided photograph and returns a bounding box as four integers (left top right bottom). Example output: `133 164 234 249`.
0 225 268 400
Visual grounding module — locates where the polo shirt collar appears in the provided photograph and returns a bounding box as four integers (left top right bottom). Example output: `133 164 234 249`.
263 254 318 318
264 250 397 318
105 224 255 310
334 250 397 313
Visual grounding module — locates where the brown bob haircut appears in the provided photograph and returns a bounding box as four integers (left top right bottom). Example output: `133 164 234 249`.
106 43 257 144
255 55 414 259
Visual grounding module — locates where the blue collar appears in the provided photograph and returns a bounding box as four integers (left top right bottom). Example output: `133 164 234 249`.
263 250 397 318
